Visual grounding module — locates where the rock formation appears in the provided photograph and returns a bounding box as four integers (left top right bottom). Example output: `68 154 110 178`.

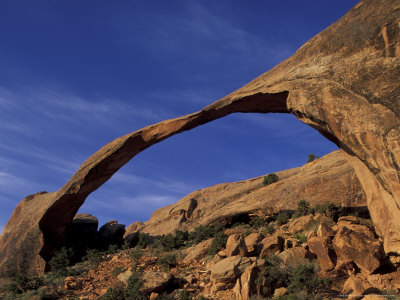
137 150 366 236
0 0 399 275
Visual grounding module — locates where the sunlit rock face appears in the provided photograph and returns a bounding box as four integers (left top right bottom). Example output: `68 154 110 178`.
0 0 399 275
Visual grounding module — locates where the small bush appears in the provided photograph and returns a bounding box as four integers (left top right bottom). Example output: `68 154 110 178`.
129 247 143 264
249 216 266 228
157 253 177 271
49 247 73 275
6 273 43 294
314 202 343 221
179 289 193 300
188 225 214 245
83 248 104 267
295 200 311 217
287 263 330 294
276 213 289 226
294 233 307 244
125 268 145 300
263 173 279 186
307 154 319 163
112 266 125 278
99 286 126 300
208 230 228 256
261 223 276 236
137 233 150 249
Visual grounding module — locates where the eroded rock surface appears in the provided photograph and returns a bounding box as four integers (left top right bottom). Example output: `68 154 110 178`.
1 0 399 275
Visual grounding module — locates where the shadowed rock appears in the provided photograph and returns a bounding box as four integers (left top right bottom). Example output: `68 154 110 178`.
0 0 399 275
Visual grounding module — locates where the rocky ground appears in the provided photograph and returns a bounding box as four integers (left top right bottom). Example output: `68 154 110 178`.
2 202 400 300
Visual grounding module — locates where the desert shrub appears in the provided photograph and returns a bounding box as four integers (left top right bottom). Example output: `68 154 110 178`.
294 233 307 244
179 289 193 300
157 253 177 271
99 286 126 300
49 247 74 275
287 263 330 294
249 216 266 228
136 233 150 249
262 223 276 236
314 202 343 221
129 247 143 264
276 213 289 226
307 154 319 163
158 230 189 251
125 268 145 300
188 225 214 245
107 244 121 255
83 248 104 267
6 273 43 294
263 173 279 186
295 200 311 217
256 255 291 291
208 230 228 256
112 266 125 278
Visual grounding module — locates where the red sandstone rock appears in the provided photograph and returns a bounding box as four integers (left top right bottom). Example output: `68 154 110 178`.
1 0 400 275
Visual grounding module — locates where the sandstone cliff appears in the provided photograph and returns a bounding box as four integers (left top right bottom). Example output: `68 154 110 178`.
139 151 366 236
0 0 399 275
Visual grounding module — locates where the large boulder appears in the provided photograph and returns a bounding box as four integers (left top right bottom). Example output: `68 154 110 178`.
210 256 254 284
333 226 385 274
308 236 336 272
226 234 247 257
1 0 400 275
98 220 125 249
234 259 265 300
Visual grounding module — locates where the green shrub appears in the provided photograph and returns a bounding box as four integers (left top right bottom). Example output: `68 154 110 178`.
157 253 177 271
125 268 145 300
208 230 228 256
107 244 120 255
49 247 73 275
129 247 143 264
99 286 126 300
179 289 193 300
287 263 330 294
112 266 125 278
6 273 43 294
256 255 291 291
83 248 104 267
137 233 150 249
249 216 266 228
294 233 307 244
296 200 311 217
263 173 279 186
314 202 343 221
262 223 276 236
276 213 289 226
158 230 189 251
188 225 214 245
307 154 319 163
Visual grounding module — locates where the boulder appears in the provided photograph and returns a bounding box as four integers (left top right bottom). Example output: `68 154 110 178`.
278 247 312 267
98 220 125 249
288 215 314 234
259 235 284 258
244 233 263 255
342 275 372 299
183 239 213 262
273 287 287 298
308 236 336 271
317 222 335 237
337 217 375 239
65 213 98 256
141 271 175 294
333 226 384 274
234 259 265 300
2 0 400 275
211 256 254 284
226 234 247 257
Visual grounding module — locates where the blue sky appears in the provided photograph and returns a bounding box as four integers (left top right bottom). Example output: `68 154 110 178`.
0 1 359 232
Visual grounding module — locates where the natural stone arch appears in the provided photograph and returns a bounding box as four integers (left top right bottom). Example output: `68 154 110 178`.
0 0 399 275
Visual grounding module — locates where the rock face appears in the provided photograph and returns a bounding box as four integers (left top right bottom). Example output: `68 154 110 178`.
142 151 364 236
1 0 400 276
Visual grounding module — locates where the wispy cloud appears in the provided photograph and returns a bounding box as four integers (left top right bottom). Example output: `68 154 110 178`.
112 172 196 196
